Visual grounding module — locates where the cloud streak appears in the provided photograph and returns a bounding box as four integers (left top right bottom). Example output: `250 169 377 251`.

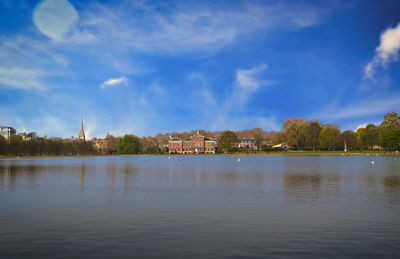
364 23 400 80
316 96 400 120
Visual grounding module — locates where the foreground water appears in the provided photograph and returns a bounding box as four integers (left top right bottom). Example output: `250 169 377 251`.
0 155 399 258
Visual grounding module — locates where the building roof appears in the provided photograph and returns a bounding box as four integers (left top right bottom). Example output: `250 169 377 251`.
191 130 205 138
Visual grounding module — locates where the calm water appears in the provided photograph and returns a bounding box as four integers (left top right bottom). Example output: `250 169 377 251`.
1 155 400 258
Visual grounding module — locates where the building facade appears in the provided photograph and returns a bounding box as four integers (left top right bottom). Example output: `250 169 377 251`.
169 131 217 154
169 137 183 154
237 138 257 150
0 126 16 139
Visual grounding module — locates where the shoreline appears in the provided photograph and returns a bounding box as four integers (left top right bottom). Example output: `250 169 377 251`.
0 151 398 159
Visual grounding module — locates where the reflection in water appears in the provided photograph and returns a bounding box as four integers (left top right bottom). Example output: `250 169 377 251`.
1 156 400 258
108 162 116 204
283 173 340 204
123 163 138 195
80 163 85 193
383 175 400 189
383 175 400 206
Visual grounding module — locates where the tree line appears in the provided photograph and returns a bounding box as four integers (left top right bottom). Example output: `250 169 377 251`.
0 112 399 156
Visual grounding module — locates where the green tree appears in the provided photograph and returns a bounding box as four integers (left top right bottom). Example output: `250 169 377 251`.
365 124 380 148
356 127 367 150
116 135 140 154
339 130 358 151
145 145 161 154
319 124 341 150
356 124 380 150
305 120 322 150
0 135 6 154
217 130 239 153
380 112 400 151
380 112 400 128
380 128 400 151
9 135 24 155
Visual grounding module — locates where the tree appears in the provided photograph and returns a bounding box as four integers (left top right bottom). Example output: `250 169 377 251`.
250 128 266 150
356 124 380 150
305 120 322 151
380 112 400 151
339 130 358 151
145 146 161 154
116 135 140 154
9 135 24 155
217 130 239 153
0 135 6 154
380 112 400 129
380 128 400 151
319 124 341 150
105 133 119 154
365 124 380 148
283 118 308 150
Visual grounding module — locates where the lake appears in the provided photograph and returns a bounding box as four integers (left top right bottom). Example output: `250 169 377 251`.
1 155 400 258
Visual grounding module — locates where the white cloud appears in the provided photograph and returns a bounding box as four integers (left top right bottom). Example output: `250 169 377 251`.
33 0 78 41
364 23 400 80
100 76 128 89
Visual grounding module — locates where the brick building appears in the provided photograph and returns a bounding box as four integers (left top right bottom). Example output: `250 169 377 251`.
169 131 216 154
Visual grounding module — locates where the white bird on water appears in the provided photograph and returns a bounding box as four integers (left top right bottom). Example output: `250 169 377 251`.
371 161 375 165
237 158 241 162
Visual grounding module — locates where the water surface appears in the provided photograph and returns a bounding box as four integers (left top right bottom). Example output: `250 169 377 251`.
1 155 400 258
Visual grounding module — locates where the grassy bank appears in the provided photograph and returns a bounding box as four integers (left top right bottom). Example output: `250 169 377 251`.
0 150 398 159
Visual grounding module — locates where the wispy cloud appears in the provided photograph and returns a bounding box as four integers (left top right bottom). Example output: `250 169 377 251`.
0 35 69 91
364 23 400 80
78 1 333 55
315 95 400 120
100 76 128 89
0 67 49 91
234 64 271 106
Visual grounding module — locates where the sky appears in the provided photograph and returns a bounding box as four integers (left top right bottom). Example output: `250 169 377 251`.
0 0 400 139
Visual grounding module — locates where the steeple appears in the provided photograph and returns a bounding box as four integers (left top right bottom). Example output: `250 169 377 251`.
78 115 85 141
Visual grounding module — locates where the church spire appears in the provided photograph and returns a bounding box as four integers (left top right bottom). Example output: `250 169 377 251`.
78 115 85 141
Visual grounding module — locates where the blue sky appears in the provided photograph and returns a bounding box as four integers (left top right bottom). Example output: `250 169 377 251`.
0 0 400 138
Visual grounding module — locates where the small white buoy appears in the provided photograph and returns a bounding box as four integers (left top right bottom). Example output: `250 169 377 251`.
371 161 375 165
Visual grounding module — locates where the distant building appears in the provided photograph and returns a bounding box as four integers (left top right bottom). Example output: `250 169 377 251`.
0 126 16 139
169 137 183 154
237 138 257 150
78 116 85 141
169 131 217 154
93 138 107 153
